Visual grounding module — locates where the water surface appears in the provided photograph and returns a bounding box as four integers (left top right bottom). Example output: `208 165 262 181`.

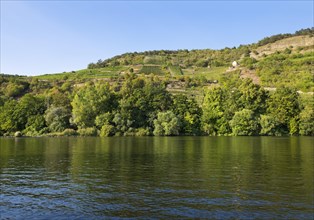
0 137 313 219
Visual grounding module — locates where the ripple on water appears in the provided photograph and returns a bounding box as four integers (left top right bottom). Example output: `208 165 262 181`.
0 136 313 219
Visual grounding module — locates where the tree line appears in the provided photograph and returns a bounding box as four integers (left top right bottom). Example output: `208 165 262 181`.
0 74 313 137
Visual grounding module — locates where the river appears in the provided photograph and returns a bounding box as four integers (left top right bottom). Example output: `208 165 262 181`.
0 136 313 219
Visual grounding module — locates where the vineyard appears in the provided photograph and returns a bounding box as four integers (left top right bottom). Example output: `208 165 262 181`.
139 65 165 75
168 65 183 76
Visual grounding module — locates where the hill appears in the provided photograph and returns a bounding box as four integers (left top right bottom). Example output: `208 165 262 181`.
31 28 313 93
0 28 313 137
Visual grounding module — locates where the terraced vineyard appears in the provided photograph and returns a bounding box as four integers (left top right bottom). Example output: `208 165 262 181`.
27 28 313 92
139 65 165 75
168 65 183 76
35 66 128 80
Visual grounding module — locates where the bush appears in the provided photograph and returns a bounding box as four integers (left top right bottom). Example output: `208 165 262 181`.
95 113 113 129
299 106 314 136
135 127 151 136
260 115 279 136
14 131 22 137
100 124 115 137
78 127 98 136
24 115 46 136
230 109 259 136
5 83 28 97
241 57 257 70
45 106 70 132
62 129 78 136
153 111 180 136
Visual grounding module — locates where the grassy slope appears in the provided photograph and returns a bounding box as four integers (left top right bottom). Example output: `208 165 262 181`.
251 35 314 59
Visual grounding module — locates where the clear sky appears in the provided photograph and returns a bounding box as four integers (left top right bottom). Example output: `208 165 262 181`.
1 1 313 76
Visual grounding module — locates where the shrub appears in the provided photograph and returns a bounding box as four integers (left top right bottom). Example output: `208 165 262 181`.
24 115 46 136
14 131 22 137
135 127 151 136
100 124 115 137
230 109 259 136
153 111 180 136
62 129 78 136
95 113 113 129
45 106 70 132
299 106 314 136
78 127 98 136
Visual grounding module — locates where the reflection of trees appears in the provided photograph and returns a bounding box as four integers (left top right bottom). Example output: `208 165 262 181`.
0 138 46 170
0 136 313 212
43 137 72 174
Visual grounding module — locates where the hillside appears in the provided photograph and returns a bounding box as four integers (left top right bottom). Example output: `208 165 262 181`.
30 28 314 94
0 28 313 137
250 35 313 59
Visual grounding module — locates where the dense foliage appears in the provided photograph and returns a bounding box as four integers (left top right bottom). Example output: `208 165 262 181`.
87 28 313 70
0 73 312 137
254 51 314 91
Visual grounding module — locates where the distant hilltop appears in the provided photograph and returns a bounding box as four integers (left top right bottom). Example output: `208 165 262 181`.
87 28 313 70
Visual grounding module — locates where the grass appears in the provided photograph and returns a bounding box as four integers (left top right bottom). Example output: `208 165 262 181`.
182 66 228 81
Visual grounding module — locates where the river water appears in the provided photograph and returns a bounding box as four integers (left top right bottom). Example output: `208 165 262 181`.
0 137 313 219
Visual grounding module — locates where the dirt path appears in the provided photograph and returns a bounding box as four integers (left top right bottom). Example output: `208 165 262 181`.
239 68 260 84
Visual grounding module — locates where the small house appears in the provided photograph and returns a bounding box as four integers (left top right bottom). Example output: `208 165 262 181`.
232 61 238 68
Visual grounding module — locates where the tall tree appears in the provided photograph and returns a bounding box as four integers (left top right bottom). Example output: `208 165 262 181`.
230 109 259 136
201 87 225 135
71 83 117 128
266 86 300 134
172 94 201 135
153 111 180 136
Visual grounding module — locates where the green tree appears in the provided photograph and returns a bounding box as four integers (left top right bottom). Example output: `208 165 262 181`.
230 109 259 136
71 83 117 128
266 87 300 135
4 81 29 98
259 114 282 136
117 76 172 133
201 87 225 135
24 115 47 136
112 112 129 134
48 88 71 109
0 100 19 133
299 106 314 136
289 117 299 136
238 79 267 114
95 112 113 129
18 95 46 130
100 124 115 137
153 111 180 136
172 94 201 135
0 94 46 134
96 112 115 137
45 106 71 132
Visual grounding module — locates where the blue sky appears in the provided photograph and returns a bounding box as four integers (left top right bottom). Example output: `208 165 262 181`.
1 1 313 76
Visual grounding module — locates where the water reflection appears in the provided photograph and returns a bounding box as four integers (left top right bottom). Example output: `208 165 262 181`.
0 136 313 219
